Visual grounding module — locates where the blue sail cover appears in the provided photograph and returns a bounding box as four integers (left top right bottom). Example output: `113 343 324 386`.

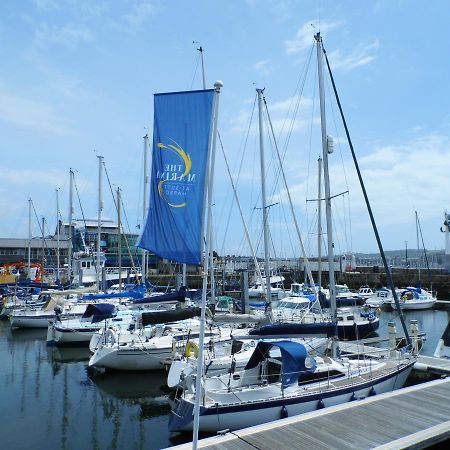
81 303 116 323
137 89 215 264
82 284 145 301
245 340 312 388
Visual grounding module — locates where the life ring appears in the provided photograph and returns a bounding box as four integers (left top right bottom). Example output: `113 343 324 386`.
185 341 199 358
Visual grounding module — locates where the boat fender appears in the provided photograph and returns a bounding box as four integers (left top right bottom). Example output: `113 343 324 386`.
317 399 325 409
280 405 288 419
369 387 376 397
350 392 357 401
186 374 196 394
185 341 199 358
105 328 116 345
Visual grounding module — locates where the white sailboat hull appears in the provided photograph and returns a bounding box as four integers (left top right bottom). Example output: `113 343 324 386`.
88 342 173 371
169 361 414 433
10 314 55 329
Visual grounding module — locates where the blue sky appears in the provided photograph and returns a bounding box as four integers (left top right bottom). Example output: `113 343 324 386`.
1 0 450 260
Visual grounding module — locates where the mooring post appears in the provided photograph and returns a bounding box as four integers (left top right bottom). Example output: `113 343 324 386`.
410 319 419 355
388 321 397 357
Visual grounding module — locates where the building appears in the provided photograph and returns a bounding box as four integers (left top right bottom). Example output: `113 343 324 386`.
0 219 157 270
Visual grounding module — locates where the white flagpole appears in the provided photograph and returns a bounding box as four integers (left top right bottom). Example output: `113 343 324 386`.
192 80 223 449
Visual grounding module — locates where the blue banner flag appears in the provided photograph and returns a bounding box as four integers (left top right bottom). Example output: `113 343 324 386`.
137 89 215 264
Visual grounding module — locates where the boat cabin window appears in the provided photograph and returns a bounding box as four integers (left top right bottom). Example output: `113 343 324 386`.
337 315 354 321
299 369 343 384
291 284 301 294
266 359 282 384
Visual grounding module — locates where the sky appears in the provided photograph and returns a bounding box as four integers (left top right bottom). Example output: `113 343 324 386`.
1 0 450 260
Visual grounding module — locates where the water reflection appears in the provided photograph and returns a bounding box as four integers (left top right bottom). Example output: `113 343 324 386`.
89 369 168 399
1 307 450 450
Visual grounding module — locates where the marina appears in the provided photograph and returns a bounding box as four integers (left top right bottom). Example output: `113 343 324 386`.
1 306 449 450
2 3 450 450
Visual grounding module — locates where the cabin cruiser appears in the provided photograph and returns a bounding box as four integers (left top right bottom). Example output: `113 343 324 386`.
390 287 436 311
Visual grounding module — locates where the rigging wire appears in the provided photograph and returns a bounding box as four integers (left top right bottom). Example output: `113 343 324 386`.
217 95 257 257
102 160 140 280
325 72 354 255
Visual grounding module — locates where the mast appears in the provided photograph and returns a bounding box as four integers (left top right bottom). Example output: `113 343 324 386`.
315 33 337 357
41 216 45 274
96 155 104 291
142 134 149 285
56 188 60 283
197 45 206 93
28 198 32 280
415 211 420 281
256 88 272 306
117 187 122 292
317 156 323 289
68 169 74 284
192 80 222 450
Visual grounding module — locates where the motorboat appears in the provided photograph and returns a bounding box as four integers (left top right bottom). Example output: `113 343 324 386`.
357 285 374 300
390 287 436 311
364 288 394 309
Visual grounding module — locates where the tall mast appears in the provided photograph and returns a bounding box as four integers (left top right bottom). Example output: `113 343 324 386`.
199 46 216 302
256 88 272 305
117 187 122 292
315 33 337 356
198 45 206 93
56 188 60 283
68 169 74 284
415 211 420 281
28 198 32 280
41 216 45 274
96 155 104 291
192 80 222 450
317 157 323 288
142 134 149 285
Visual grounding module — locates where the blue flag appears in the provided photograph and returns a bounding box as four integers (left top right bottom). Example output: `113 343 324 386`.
137 89 215 264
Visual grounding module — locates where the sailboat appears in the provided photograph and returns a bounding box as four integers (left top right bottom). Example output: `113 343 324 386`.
391 212 437 310
169 33 416 435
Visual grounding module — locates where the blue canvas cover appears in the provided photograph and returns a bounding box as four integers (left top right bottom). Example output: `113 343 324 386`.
81 303 116 323
82 284 145 301
245 340 313 388
137 89 215 264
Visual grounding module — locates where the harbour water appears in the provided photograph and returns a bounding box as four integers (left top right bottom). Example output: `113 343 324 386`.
1 307 449 450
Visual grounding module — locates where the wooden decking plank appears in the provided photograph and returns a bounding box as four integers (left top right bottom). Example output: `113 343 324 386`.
171 378 450 450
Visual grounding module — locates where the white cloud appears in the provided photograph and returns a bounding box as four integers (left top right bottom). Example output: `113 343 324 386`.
34 22 94 49
0 167 68 187
254 60 271 76
285 20 342 54
0 86 71 135
229 95 315 135
327 40 380 71
122 1 155 29
284 134 450 232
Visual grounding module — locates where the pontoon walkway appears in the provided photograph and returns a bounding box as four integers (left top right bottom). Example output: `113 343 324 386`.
169 377 450 449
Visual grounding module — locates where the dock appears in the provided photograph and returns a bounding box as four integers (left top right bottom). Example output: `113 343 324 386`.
415 355 450 375
169 377 450 449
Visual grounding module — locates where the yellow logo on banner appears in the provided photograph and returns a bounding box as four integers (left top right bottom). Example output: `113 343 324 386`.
157 142 193 208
